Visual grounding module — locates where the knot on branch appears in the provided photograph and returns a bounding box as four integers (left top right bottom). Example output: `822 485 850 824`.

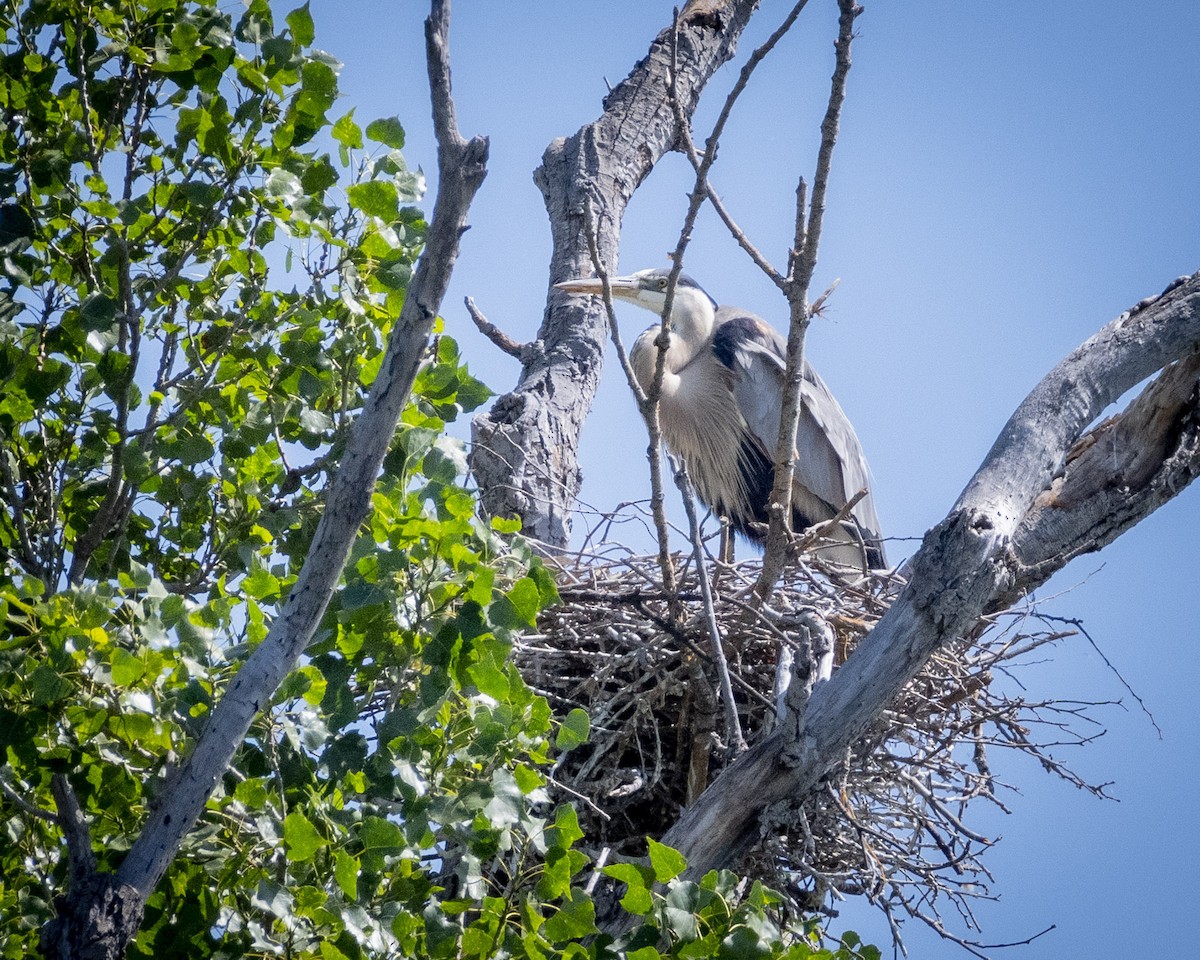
779 609 835 767
681 0 727 31
908 508 1014 621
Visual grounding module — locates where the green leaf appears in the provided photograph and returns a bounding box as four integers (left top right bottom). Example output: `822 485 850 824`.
266 168 303 201
513 763 544 795
360 816 403 850
555 707 590 752
29 664 70 705
320 942 351 960
79 294 118 331
110 649 145 687
721 926 775 958
547 803 584 851
286 3 314 46
604 862 654 916
490 516 522 534
283 811 326 861
366 116 406 149
528 561 561 607
490 576 541 630
542 894 598 942
647 838 688 883
483 768 525 829
332 110 363 149
334 849 359 900
347 180 399 221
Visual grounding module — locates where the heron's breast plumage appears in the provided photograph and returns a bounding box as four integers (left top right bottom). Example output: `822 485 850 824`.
630 327 762 527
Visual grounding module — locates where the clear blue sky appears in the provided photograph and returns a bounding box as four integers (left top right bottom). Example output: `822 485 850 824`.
309 2 1200 955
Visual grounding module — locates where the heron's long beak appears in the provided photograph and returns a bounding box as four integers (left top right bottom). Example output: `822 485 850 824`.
554 276 639 300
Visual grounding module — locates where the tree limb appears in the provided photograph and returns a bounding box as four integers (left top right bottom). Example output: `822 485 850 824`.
39 5 489 955
656 271 1200 879
114 0 487 901
758 0 860 594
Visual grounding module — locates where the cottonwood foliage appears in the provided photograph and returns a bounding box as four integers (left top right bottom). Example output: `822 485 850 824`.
0 2 876 958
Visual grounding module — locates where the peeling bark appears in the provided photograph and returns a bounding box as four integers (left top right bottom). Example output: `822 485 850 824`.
470 0 762 547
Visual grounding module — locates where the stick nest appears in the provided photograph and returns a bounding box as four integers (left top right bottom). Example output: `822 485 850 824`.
518 545 1111 945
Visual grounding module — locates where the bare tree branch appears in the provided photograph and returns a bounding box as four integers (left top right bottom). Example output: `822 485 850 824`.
675 462 745 752
581 203 679 595
1004 339 1200 601
464 296 538 363
51 775 95 886
758 0 861 595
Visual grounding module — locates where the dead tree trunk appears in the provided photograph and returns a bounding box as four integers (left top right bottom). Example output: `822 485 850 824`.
465 0 1200 892
470 0 762 547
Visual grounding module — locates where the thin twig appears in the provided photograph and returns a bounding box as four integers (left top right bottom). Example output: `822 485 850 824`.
584 846 611 896
0 773 59 824
464 295 538 362
580 202 678 596
675 461 746 753
756 0 861 598
669 0 815 292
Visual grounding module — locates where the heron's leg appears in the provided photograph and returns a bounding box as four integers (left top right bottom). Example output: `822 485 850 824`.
719 519 735 564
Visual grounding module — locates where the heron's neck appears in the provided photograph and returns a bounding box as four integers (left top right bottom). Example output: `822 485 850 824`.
630 301 715 396
670 298 715 354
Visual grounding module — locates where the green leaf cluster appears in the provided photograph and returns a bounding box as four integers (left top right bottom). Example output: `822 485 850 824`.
603 853 882 960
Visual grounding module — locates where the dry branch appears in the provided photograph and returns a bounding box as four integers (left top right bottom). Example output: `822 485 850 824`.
655 270 1200 883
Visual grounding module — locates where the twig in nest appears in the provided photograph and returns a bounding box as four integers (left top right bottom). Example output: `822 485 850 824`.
676 460 746 753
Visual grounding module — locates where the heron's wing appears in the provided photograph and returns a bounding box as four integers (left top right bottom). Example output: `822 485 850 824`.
711 309 882 542
796 362 883 541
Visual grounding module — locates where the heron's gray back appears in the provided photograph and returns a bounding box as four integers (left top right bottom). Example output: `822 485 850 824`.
712 307 884 546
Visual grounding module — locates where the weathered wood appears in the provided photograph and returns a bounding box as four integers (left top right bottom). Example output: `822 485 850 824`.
1004 346 1200 601
656 272 1200 878
470 0 762 547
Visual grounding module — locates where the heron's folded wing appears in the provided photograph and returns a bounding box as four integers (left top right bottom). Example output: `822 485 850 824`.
712 310 882 541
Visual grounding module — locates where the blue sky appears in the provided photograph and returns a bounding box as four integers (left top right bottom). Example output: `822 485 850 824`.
308 2 1199 955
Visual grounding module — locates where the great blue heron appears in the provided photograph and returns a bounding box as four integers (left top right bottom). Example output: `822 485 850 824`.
555 268 886 569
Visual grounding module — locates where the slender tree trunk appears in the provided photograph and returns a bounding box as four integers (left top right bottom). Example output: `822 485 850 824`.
37 4 487 956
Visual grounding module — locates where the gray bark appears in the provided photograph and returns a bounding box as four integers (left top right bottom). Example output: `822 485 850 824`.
657 272 1200 877
470 0 762 547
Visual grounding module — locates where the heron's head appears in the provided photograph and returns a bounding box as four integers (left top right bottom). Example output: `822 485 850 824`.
554 268 717 326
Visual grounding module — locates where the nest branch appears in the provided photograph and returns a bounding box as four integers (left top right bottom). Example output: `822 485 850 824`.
518 505 1113 952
